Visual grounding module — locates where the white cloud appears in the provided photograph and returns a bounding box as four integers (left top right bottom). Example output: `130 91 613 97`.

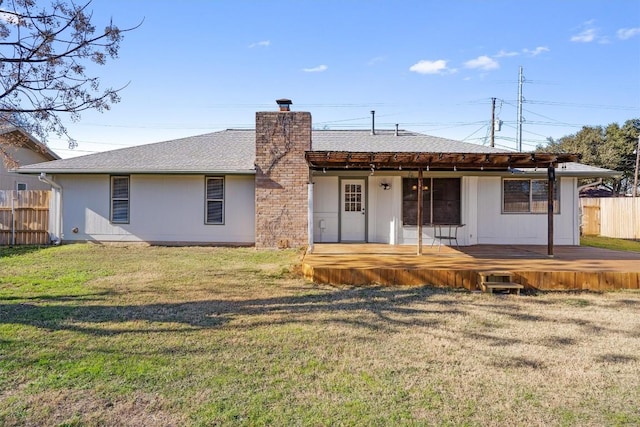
464 55 499 71
248 40 271 48
303 64 328 73
409 59 449 75
523 46 550 56
367 56 386 66
495 49 519 58
571 28 597 42
617 27 640 40
570 20 601 44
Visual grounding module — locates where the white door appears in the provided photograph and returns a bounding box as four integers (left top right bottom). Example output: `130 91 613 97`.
341 179 366 241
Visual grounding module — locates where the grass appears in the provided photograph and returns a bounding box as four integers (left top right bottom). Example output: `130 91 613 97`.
1 243 640 426
581 235 640 253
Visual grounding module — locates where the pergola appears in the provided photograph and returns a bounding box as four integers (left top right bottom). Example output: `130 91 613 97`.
305 151 578 171
305 151 580 256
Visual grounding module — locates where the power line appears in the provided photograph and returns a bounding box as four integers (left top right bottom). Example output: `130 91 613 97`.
525 100 637 111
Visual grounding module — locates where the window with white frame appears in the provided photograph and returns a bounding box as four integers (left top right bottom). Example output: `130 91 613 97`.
503 178 559 213
110 176 130 223
206 177 224 224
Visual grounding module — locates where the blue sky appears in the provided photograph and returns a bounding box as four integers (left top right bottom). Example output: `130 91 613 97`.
49 0 640 158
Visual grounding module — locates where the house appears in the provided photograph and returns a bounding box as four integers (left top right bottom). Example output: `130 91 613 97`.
17 99 618 248
0 126 60 191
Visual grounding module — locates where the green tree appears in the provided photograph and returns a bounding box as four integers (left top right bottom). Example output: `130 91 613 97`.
0 0 139 166
541 119 640 195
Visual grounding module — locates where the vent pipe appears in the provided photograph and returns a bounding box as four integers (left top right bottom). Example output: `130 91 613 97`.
395 123 399 136
370 110 375 135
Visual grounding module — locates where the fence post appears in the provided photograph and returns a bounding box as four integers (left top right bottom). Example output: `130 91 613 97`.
11 192 16 246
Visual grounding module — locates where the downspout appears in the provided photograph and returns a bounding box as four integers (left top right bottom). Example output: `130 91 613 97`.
38 173 62 245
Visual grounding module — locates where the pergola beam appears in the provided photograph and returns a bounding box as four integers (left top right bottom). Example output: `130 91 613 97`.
306 151 579 170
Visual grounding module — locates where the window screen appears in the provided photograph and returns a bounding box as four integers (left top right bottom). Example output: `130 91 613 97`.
206 177 224 224
111 176 129 223
402 178 460 225
503 179 559 213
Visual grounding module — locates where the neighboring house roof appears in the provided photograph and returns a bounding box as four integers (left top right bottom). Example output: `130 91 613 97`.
16 128 617 178
0 126 60 161
579 187 615 198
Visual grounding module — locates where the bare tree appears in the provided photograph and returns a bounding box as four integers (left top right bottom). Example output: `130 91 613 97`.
0 0 139 158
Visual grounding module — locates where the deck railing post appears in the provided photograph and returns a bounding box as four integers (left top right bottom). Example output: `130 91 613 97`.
417 168 423 255
548 164 555 257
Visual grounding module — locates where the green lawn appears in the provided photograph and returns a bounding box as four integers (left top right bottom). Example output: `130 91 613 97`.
581 235 640 252
1 244 639 426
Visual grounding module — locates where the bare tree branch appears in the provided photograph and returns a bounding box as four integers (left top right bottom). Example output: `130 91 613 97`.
0 0 141 157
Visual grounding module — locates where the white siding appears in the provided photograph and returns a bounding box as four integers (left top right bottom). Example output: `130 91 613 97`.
476 176 578 245
56 174 255 244
313 175 402 244
283 172 578 247
367 175 401 244
312 176 339 242
388 175 579 246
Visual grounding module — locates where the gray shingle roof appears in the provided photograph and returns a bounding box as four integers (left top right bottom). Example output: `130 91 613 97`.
17 129 256 174
515 162 620 177
311 130 506 153
16 128 616 177
18 129 506 174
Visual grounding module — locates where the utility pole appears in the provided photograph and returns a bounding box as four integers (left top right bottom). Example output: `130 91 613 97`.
516 66 524 152
490 97 496 148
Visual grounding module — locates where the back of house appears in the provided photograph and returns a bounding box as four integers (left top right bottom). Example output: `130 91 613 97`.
16 100 617 247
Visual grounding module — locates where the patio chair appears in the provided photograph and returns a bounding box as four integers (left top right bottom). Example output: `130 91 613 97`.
431 224 465 251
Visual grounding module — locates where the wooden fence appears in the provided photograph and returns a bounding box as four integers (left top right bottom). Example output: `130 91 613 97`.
580 197 640 240
0 190 51 245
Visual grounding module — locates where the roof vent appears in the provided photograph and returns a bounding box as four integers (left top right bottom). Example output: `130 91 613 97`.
276 99 292 112
370 110 375 135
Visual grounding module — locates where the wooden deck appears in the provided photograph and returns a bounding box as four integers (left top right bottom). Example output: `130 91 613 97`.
302 244 640 291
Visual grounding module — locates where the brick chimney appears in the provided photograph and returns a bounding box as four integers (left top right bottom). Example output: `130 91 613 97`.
255 99 311 248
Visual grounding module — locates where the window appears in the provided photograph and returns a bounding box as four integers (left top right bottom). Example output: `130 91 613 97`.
206 177 224 224
503 178 559 213
110 176 130 223
344 183 362 212
16 182 27 191
402 178 461 225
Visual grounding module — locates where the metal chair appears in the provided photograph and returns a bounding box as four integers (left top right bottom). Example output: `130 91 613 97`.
431 224 465 251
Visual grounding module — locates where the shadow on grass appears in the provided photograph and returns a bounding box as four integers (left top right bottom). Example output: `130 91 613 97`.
0 291 115 302
596 353 638 364
0 245 49 258
491 356 546 370
0 286 466 335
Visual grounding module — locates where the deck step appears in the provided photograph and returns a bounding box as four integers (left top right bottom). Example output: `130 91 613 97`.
478 271 523 295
